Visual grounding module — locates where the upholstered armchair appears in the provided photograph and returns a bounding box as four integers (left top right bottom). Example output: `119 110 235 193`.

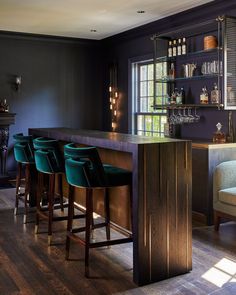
213 160 236 231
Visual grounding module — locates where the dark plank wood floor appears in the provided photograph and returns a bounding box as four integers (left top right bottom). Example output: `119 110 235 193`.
0 188 236 295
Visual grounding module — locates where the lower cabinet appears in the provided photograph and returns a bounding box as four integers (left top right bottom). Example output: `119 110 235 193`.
192 142 236 225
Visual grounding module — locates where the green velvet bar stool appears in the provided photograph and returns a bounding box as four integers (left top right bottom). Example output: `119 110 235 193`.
13 133 35 223
64 143 133 277
33 137 67 245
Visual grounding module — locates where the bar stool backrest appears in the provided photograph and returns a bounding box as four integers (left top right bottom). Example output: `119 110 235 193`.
65 159 93 188
64 143 106 187
13 133 34 164
33 137 63 174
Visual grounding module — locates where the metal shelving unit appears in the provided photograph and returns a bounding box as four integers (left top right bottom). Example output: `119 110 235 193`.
152 15 236 113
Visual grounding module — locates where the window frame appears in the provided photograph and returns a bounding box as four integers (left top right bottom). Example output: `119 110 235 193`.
130 58 167 137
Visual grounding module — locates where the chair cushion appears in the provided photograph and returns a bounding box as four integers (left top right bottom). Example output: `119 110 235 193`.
219 187 236 206
103 164 132 187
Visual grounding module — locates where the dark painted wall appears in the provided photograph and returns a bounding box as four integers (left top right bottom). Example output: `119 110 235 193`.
102 0 236 140
2 0 236 173
0 33 103 171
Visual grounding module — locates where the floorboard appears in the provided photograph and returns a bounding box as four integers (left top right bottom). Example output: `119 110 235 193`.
0 188 236 294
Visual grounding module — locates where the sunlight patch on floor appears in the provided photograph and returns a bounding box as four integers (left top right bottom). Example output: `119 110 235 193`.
202 257 236 287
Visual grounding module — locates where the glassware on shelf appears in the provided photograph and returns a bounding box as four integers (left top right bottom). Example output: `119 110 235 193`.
193 108 200 122
227 86 236 105
182 63 197 78
201 60 222 75
169 63 175 79
168 107 200 125
213 122 226 143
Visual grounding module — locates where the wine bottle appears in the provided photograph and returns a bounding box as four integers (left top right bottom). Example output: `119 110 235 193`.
181 37 187 55
180 87 185 104
177 39 182 56
168 40 173 57
172 40 177 57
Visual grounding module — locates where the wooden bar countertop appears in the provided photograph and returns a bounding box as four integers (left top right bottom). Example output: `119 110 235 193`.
29 127 188 151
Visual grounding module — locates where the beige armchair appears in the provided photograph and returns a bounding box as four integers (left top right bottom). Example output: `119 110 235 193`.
213 160 236 231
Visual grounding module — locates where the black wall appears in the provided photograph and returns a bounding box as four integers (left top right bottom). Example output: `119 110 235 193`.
0 33 103 171
102 0 236 140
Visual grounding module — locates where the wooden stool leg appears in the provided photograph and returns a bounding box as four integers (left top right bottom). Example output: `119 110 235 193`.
129 183 133 232
48 174 55 246
23 164 30 224
14 162 22 215
58 173 64 212
66 184 75 260
104 188 110 241
214 211 220 231
85 188 93 277
35 172 43 234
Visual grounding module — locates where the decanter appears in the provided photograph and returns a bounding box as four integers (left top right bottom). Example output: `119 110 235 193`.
213 122 226 143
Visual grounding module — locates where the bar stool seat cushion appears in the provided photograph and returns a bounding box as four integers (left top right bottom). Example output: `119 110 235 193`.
103 164 132 186
64 143 131 187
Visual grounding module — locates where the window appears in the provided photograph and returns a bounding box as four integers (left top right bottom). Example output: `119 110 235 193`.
132 59 167 137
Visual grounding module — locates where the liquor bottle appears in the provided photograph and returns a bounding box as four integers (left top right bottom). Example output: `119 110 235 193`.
169 63 175 79
177 39 182 56
168 40 173 57
210 83 220 104
176 90 182 104
181 37 187 55
172 40 177 57
200 86 209 104
180 87 185 104
213 122 226 143
170 89 177 104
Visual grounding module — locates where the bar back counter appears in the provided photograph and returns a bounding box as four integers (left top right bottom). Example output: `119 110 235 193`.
29 127 192 286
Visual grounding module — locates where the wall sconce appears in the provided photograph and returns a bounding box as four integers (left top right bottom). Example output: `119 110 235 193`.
15 76 21 91
109 62 118 131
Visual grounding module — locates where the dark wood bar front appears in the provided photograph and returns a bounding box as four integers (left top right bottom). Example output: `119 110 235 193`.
29 127 192 286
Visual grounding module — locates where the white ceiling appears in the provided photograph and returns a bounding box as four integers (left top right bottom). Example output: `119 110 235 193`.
0 0 214 40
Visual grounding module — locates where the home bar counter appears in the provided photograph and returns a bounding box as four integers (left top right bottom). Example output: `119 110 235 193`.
29 127 192 286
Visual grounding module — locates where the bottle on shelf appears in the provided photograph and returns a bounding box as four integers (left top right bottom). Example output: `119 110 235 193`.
181 37 187 55
168 40 173 58
175 88 182 104
169 63 175 79
200 86 209 104
177 39 182 56
180 87 185 104
170 89 177 104
210 83 220 104
172 40 177 57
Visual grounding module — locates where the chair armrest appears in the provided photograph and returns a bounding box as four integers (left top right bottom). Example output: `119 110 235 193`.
213 160 236 204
